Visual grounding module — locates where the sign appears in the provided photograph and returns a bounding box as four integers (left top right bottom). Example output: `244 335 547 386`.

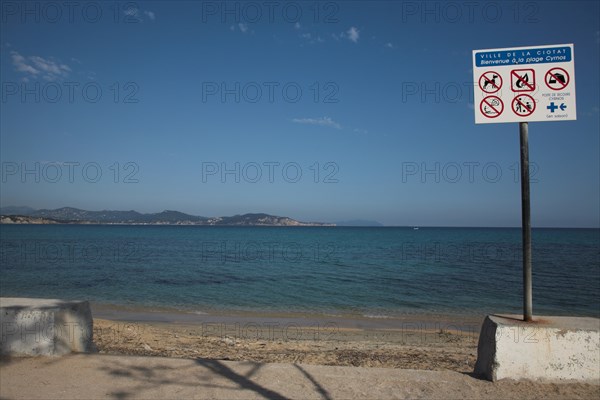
479 71 502 93
480 95 503 118
512 94 536 117
545 67 569 90
473 44 576 124
511 69 535 92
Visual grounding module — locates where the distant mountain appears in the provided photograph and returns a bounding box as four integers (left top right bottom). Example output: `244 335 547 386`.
335 219 384 227
138 210 207 224
0 207 333 226
213 213 326 226
32 207 148 223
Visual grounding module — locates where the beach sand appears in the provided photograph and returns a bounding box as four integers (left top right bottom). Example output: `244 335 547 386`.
93 317 479 373
91 305 487 372
2 353 599 400
2 308 598 399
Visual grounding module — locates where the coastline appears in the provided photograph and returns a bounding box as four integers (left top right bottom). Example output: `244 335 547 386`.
3 301 600 398
91 303 484 372
91 302 486 332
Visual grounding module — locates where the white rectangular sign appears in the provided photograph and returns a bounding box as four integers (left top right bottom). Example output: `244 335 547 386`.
473 44 576 124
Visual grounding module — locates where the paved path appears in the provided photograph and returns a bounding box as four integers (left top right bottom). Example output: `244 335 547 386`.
1 354 598 399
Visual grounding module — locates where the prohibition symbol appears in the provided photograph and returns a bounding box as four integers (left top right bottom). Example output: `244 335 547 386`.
545 67 569 90
479 71 502 93
512 94 536 117
511 69 535 92
480 95 503 118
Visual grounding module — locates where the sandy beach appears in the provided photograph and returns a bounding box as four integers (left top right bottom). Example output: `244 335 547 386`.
93 318 478 372
2 310 598 399
89 305 486 372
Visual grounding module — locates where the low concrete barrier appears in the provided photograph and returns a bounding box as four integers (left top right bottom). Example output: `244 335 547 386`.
474 314 600 382
1 297 94 356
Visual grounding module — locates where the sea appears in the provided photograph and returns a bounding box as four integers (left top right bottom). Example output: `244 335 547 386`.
1 225 598 319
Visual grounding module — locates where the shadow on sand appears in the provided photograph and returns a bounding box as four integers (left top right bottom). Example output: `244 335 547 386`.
89 355 336 400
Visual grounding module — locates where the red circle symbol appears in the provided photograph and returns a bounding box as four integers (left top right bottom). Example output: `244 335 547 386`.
545 67 569 90
480 95 504 118
479 71 502 94
512 94 536 117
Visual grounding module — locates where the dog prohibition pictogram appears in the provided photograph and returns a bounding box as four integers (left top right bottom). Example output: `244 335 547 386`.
480 95 504 118
479 71 502 94
512 94 536 117
511 69 535 92
545 67 569 90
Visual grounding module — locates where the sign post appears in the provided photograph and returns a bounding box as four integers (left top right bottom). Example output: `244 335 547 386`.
519 121 532 321
472 44 576 322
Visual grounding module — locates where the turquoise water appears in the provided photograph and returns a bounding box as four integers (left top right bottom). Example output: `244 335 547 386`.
1 225 598 317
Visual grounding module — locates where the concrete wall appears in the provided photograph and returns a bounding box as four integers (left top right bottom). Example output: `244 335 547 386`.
1 297 94 356
475 314 600 382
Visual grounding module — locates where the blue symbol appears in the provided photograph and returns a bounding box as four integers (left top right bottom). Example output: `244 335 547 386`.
547 102 567 113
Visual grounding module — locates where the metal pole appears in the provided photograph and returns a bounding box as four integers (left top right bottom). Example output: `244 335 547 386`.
519 122 533 322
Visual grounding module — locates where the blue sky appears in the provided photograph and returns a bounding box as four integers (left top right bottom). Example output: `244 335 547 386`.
1 0 598 227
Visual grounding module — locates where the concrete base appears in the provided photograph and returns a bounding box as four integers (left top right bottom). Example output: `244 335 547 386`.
474 314 600 382
1 297 94 356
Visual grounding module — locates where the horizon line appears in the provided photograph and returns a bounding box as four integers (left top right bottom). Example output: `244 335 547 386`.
1 205 598 229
